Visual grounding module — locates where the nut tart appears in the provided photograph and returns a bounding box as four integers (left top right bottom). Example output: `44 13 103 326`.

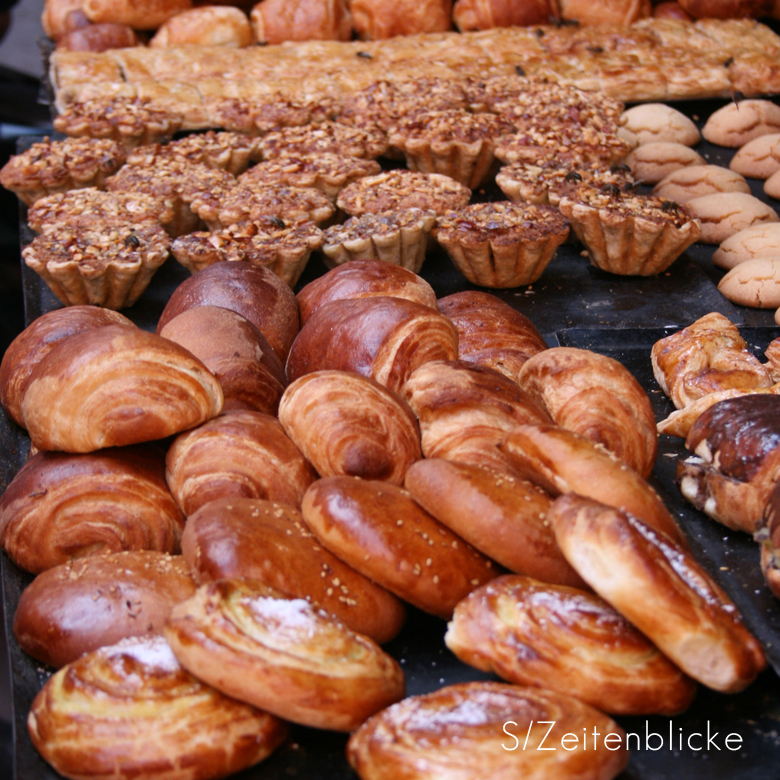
208 94 339 136
260 120 389 161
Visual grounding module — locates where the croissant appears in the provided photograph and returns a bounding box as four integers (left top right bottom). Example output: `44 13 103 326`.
164 579 405 731
278 370 420 485
0 446 185 574
82 0 192 29
350 0 452 39
404 459 586 588
445 575 697 715
549 493 766 693
13 551 196 668
0 305 133 429
437 291 547 382
159 305 287 415
250 0 353 44
518 347 658 479
651 312 773 409
28 636 288 780
181 497 406 643
296 259 437 326
150 6 254 47
301 476 498 619
401 360 551 474
500 424 686 545
453 0 557 32
21 325 223 453
166 410 317 516
286 296 459 395
157 261 300 363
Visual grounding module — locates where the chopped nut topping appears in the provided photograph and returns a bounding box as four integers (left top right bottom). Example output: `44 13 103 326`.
260 121 389 160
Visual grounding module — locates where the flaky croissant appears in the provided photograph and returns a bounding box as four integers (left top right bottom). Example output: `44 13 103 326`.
0 446 185 574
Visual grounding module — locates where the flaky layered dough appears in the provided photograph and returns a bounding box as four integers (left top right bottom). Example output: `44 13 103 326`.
296 259 437 326
445 575 697 716
301 477 497 619
166 410 317 516
164 580 405 731
651 312 774 409
549 494 766 693
286 296 459 395
517 347 658 478
21 325 223 453
437 291 547 382
500 424 685 545
404 459 585 588
0 305 133 428
28 635 288 780
0 446 184 574
181 498 405 644
347 681 629 780
14 551 196 668
279 370 421 485
402 360 551 475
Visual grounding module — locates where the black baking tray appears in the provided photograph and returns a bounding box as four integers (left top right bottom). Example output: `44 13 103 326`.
6 98 780 780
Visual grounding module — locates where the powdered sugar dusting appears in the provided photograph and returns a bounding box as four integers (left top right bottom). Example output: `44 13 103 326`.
101 635 181 673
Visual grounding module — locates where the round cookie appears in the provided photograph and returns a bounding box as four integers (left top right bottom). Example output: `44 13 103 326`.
620 103 701 147
684 192 780 244
730 133 780 180
702 100 780 148
712 223 780 270
652 164 750 204
718 257 780 309
623 142 705 184
764 167 780 200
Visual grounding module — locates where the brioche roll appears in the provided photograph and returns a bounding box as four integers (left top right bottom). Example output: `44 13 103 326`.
549 494 766 693
164 579 405 731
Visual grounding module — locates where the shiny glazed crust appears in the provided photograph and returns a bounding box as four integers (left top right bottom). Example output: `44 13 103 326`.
28 635 288 780
549 494 767 693
347 681 629 780
21 325 223 453
164 579 405 731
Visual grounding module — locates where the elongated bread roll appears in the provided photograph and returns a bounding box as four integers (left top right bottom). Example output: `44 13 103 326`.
82 0 192 29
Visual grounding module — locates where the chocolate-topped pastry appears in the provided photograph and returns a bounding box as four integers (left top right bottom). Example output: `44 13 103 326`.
677 394 780 534
260 120 389 161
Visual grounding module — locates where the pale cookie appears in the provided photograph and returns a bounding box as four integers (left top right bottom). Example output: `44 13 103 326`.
712 223 780 270
685 192 780 244
718 257 780 309
702 100 780 149
620 103 701 147
730 133 780 180
652 165 751 204
623 142 705 185
765 168 780 200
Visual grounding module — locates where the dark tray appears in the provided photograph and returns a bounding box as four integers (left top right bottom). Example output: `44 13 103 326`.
6 100 780 780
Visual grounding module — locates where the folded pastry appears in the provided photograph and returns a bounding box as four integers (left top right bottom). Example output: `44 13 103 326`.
181 497 406 643
404 459 586 587
164 579 405 731
0 136 127 206
558 187 701 276
296 258 437 325
432 201 570 288
170 218 324 287
445 574 697 715
347 681 629 780
159 306 287 415
0 446 184 574
321 209 436 273
0 305 132 428
28 635 288 780
350 0 453 39
250 0 352 45
677 394 780 534
501 424 686 545
651 312 774 409
14 551 196 668
239 153 381 201
549 493 766 693
157 260 300 363
52 96 183 149
22 325 223 453
260 120 389 160
279 370 421 485
401 360 552 474
517 347 658 479
23 223 171 309
166 410 317 516
286 296 459 395
150 6 255 48
301 476 498 619
437 290 547 381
